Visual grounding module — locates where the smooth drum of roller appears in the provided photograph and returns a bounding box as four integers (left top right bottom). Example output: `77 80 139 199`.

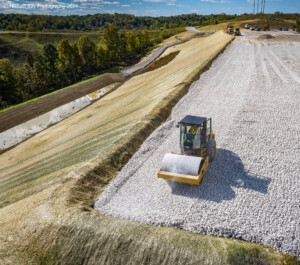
160 153 204 176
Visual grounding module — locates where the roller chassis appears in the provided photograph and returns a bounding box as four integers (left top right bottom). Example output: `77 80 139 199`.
157 115 216 185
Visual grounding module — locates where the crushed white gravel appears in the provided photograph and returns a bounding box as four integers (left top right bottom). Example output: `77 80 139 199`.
95 31 300 257
0 88 107 151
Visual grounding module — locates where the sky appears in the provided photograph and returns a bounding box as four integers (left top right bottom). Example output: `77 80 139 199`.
0 0 299 17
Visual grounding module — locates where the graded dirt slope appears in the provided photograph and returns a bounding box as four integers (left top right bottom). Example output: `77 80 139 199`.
0 73 125 133
1 31 298 264
95 30 300 256
133 30 197 65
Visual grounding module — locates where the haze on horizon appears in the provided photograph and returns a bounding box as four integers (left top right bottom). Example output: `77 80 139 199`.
0 0 299 17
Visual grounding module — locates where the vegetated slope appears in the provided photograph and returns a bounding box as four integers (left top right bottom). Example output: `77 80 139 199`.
0 29 181 68
0 31 298 264
0 32 102 68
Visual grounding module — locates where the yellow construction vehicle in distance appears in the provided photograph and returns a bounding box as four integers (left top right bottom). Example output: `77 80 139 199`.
226 23 234 34
264 19 270 31
157 115 216 185
234 28 241 36
226 24 241 36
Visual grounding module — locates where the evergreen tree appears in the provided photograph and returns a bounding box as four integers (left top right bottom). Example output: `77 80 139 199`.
141 30 151 48
78 35 97 74
71 43 84 81
118 32 128 61
126 31 137 57
19 63 37 100
33 60 48 95
43 44 60 89
0 59 21 105
26 53 34 67
104 23 119 63
58 39 80 84
97 46 109 70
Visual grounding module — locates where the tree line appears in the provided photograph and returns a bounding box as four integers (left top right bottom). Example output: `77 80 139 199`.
296 19 300 32
0 13 299 32
0 13 207 31
0 24 176 109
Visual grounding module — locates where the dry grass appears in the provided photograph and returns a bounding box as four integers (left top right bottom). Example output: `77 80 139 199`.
198 20 260 31
1 31 298 264
198 19 296 31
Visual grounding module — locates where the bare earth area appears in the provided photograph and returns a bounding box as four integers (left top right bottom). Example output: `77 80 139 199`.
95 31 300 257
0 73 125 133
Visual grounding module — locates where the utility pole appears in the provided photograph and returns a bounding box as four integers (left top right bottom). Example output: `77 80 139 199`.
257 0 259 14
253 0 255 14
261 0 264 13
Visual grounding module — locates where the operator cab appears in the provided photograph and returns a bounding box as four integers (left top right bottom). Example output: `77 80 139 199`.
179 115 212 154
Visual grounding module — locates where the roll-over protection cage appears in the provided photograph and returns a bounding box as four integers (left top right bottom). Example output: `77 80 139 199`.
178 115 212 154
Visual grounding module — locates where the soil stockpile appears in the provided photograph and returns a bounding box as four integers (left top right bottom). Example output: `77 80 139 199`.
95 31 300 257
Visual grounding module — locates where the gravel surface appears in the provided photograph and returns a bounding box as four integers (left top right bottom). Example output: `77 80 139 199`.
95 31 300 256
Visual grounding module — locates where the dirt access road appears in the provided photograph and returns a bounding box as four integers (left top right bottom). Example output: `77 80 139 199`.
96 30 300 256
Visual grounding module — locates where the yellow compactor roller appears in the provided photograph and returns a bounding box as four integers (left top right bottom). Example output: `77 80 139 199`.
158 115 216 185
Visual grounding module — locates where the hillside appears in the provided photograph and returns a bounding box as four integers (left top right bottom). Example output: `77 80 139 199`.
0 30 299 265
0 31 102 68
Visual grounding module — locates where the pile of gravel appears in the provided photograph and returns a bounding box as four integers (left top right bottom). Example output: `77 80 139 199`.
257 34 275 40
95 32 300 257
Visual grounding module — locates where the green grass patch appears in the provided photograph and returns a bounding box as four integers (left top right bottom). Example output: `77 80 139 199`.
146 51 180 72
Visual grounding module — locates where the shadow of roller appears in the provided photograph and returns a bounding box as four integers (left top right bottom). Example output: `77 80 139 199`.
169 148 271 203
